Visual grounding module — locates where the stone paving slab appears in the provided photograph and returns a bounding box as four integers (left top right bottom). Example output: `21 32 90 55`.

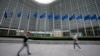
0 43 100 56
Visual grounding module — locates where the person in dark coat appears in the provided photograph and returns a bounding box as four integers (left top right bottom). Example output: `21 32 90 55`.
17 30 31 56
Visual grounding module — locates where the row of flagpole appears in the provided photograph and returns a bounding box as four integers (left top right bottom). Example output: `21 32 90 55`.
85 0 95 36
78 0 87 36
56 0 100 36
76 0 87 36
0 0 12 26
8 0 32 35
0 0 100 36
7 0 19 35
17 0 25 35
2 11 100 21
0 0 12 35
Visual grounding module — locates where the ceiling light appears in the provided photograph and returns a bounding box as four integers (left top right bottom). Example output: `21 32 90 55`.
33 0 56 4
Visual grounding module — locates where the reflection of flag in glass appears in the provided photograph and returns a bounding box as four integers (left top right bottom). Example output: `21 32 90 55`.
17 11 22 18
4 11 7 18
76 14 82 19
55 14 60 20
91 14 97 20
62 14 68 20
48 13 53 20
69 14 75 21
84 15 90 20
34 12 38 18
40 13 46 18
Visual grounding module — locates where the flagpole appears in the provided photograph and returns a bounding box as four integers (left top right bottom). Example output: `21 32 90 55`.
7 0 19 35
84 0 95 36
27 10 31 32
0 0 12 26
69 0 72 36
76 0 87 36
44 10 47 36
52 11 54 37
64 1 69 36
35 12 39 36
17 0 25 34
40 8 43 37
51 7 55 37
60 4 63 34
53 11 55 37
75 1 79 35
75 14 79 34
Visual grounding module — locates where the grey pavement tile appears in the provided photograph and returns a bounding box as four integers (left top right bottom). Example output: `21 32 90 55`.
0 43 100 56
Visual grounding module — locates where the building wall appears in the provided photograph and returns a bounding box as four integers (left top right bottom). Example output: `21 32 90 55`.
0 0 100 36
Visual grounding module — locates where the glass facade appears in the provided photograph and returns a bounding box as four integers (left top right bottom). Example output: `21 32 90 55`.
0 0 100 36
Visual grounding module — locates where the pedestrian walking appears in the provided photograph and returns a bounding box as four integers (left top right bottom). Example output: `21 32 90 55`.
17 30 31 56
72 33 81 49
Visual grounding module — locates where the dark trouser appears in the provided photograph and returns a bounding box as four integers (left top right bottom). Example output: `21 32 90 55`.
74 43 81 49
17 42 30 55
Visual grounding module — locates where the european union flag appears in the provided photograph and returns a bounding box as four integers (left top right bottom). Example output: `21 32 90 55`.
27 12 30 19
84 15 90 20
40 13 46 18
69 14 75 21
62 14 68 20
55 14 60 20
17 11 22 18
34 12 38 18
4 11 7 18
48 13 53 20
98 16 100 20
91 14 97 20
76 14 82 19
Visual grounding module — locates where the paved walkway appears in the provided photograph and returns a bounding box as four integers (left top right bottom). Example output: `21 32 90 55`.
0 43 100 56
